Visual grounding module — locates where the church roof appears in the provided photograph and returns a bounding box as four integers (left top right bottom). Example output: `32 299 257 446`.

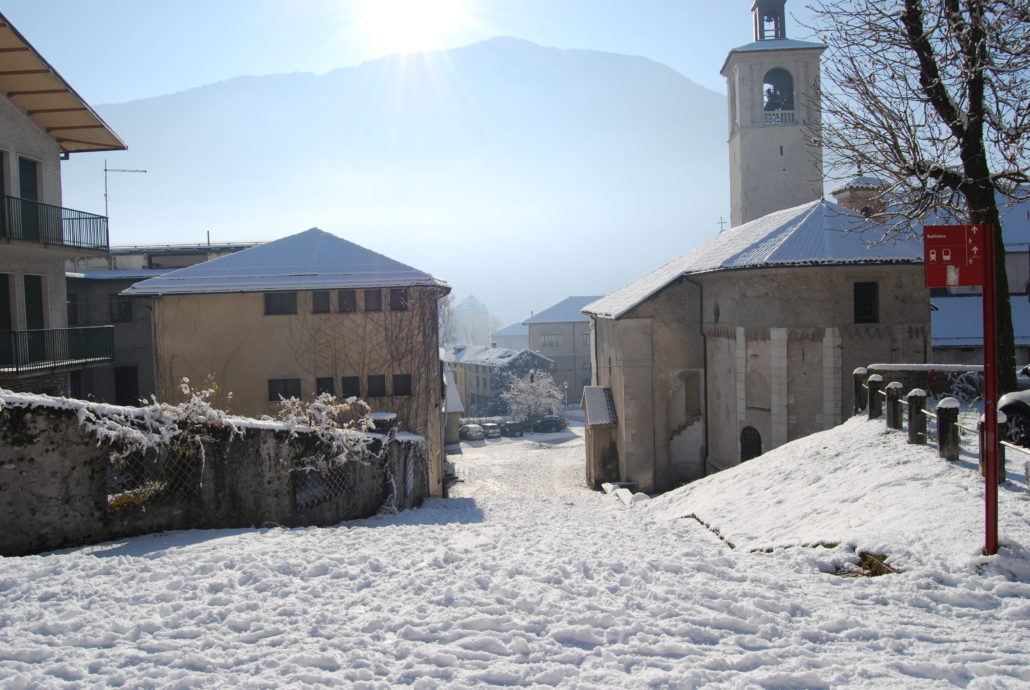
583 200 922 320
524 296 602 325
832 175 888 194
123 227 448 296
721 37 825 73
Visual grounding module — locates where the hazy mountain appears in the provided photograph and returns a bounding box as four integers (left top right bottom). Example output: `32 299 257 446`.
60 37 730 323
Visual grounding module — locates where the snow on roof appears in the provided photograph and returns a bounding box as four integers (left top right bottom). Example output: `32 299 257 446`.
831 175 888 194
524 296 602 324
721 37 825 73
931 295 1030 347
584 200 922 320
492 321 529 337
444 345 552 368
67 269 174 282
581 386 617 427
122 228 448 296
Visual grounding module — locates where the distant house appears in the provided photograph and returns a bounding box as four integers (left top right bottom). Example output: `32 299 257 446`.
124 227 452 496
583 200 930 493
0 11 126 396
444 344 554 416
442 360 464 445
524 296 601 404
491 320 529 350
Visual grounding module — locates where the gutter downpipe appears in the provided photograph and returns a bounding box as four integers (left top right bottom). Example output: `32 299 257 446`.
683 276 709 477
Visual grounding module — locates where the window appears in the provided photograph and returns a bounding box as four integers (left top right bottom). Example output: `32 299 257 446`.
341 376 360 397
580 329 589 346
316 377 335 395
67 292 79 326
338 289 356 313
393 374 412 396
367 374 386 397
854 282 879 324
109 294 133 322
265 292 297 315
268 378 301 401
312 291 330 314
390 288 409 311
540 334 562 348
740 426 763 462
364 289 382 312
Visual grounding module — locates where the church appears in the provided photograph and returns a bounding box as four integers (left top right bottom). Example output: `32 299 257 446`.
580 0 931 493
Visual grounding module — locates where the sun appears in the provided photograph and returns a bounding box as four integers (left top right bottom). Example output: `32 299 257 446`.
357 0 469 56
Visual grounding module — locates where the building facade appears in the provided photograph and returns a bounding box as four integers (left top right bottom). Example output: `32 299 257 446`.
525 296 600 405
0 12 125 395
444 344 554 416
125 228 452 497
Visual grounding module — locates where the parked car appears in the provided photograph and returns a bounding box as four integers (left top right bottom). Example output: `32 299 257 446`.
480 422 502 438
500 419 525 437
999 364 1030 447
459 424 485 441
532 415 568 433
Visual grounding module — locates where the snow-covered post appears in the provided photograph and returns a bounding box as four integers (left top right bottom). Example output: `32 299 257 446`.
866 374 883 420
936 397 960 461
907 389 927 444
885 382 904 430
979 410 1007 484
853 367 869 414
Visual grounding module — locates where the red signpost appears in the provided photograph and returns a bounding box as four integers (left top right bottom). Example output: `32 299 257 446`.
923 224 999 555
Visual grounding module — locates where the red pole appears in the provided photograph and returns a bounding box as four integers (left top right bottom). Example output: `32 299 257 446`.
982 224 999 555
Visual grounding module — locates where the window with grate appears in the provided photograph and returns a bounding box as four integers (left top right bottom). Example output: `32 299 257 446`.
316 377 335 395
364 289 382 312
312 291 330 314
853 282 879 324
268 378 301 401
740 426 762 462
341 376 360 397
265 292 297 315
541 334 562 348
338 289 356 313
367 374 386 397
392 374 412 396
390 288 409 311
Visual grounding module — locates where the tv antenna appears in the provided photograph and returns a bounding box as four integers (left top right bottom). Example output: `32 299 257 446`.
104 159 148 217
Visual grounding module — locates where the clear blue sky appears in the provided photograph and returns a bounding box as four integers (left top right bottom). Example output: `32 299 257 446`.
3 1 819 105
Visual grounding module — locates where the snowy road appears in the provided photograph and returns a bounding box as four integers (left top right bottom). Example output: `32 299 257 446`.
1 419 1028 687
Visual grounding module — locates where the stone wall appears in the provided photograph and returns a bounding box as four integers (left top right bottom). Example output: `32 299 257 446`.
0 394 429 556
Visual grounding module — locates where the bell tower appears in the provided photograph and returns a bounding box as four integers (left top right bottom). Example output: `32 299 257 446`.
721 0 826 227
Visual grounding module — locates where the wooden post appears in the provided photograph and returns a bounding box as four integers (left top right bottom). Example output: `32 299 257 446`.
853 367 869 414
867 374 883 420
907 388 927 444
937 397 960 461
885 382 903 430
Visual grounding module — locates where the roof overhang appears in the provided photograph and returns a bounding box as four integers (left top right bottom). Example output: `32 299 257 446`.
0 12 126 154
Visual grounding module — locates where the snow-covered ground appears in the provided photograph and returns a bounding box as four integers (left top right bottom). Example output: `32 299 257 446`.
1 414 1028 687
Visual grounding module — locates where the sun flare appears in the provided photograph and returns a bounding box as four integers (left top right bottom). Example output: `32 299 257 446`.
357 0 469 56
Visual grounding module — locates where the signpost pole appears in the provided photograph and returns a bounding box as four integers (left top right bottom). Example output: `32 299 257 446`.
981 224 999 555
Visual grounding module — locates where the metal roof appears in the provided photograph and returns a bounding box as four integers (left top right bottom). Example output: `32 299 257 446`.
584 200 923 320
0 12 126 154
524 296 602 325
581 386 617 427
123 227 449 296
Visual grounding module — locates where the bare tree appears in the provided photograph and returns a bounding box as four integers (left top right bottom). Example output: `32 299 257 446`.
806 0 1029 391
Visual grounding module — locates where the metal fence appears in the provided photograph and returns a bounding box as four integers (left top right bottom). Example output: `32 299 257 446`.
0 326 114 372
1 195 109 251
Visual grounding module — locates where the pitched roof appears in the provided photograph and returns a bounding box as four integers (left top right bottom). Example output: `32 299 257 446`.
443 345 553 368
584 200 922 320
0 12 125 154
721 37 825 74
123 228 448 296
492 321 529 337
581 386 617 427
524 296 602 325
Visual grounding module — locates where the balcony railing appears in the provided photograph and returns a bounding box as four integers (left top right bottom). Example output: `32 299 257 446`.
764 110 797 126
0 326 114 374
0 195 109 251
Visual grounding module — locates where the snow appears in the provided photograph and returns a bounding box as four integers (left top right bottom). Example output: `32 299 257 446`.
1 414 1028 687
584 200 922 320
123 228 447 296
